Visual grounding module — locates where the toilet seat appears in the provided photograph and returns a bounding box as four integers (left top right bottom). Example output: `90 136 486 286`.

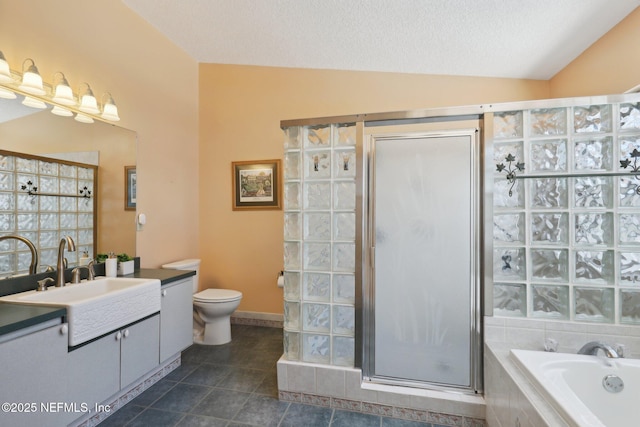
194 288 242 303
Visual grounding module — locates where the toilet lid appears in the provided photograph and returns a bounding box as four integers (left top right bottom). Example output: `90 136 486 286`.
194 288 242 302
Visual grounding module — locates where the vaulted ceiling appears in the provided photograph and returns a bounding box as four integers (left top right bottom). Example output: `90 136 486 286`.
123 0 639 80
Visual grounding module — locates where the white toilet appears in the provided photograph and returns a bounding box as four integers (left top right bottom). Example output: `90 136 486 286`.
162 258 242 345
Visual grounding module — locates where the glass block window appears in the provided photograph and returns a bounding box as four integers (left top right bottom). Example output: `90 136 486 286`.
282 123 356 366
493 102 640 324
0 152 95 277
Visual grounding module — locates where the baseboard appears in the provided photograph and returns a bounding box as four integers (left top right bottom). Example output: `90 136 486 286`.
231 310 283 328
70 354 181 427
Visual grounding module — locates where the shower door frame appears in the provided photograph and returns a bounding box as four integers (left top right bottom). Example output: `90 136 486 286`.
358 120 484 394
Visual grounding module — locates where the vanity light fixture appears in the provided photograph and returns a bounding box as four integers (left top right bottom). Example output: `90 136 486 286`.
100 92 120 122
22 95 47 109
0 87 16 99
78 83 100 114
51 72 75 106
18 58 46 96
0 51 12 83
51 105 74 117
0 50 122 123
74 113 94 124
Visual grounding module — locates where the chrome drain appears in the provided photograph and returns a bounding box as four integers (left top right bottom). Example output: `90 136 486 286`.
603 374 624 393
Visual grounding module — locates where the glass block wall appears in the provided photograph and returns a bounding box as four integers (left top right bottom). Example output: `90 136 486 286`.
0 152 95 277
282 123 357 366
493 102 640 324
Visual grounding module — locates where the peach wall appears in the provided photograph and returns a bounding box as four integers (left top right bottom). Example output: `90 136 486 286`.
0 0 200 267
199 64 550 313
550 7 640 97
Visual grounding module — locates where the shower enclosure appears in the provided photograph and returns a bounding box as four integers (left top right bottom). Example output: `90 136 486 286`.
279 93 640 419
362 126 482 392
281 113 484 393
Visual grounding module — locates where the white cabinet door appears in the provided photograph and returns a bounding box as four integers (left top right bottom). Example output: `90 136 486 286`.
66 330 120 414
160 278 193 362
0 322 70 427
120 314 160 388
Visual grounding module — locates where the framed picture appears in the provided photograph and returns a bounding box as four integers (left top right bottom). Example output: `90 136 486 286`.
232 159 282 211
124 165 137 211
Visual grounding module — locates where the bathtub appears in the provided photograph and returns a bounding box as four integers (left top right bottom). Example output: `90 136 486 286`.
511 349 640 427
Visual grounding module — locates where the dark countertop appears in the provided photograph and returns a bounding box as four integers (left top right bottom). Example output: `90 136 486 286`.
0 303 66 337
0 268 195 339
128 268 196 285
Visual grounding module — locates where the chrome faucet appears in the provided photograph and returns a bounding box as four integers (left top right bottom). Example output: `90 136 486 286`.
0 235 38 275
56 236 76 287
71 259 95 283
578 341 619 358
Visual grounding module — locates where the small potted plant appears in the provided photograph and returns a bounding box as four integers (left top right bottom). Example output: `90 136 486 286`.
116 253 135 275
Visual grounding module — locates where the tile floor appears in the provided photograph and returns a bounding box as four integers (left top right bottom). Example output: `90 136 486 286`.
99 325 440 427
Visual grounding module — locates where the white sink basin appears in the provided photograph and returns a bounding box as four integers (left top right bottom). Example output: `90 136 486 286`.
0 277 161 346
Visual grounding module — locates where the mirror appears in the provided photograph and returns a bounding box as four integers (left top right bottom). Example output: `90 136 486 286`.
0 95 136 277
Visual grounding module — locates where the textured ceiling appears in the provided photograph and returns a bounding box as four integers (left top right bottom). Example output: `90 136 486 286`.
123 0 639 80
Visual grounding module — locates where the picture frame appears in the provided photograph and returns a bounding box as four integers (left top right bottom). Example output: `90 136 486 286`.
232 159 282 211
124 165 137 211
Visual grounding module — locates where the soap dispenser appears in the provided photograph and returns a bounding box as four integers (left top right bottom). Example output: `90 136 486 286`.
80 251 90 266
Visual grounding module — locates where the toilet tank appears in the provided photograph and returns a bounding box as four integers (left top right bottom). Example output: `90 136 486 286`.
162 258 201 293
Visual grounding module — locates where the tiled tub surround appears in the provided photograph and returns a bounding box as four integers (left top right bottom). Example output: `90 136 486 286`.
277 359 485 427
488 100 640 425
484 343 567 427
484 315 640 426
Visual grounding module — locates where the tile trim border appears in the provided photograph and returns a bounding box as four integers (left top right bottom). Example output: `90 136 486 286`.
231 310 283 328
278 391 486 427
69 355 181 427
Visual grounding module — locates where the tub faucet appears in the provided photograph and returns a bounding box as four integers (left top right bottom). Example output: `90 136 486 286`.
56 236 76 287
578 341 619 358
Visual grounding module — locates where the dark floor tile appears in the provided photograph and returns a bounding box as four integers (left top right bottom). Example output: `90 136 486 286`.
124 407 185 427
331 409 381 427
151 383 212 413
190 388 251 419
216 367 268 392
165 361 201 382
382 417 433 426
253 337 284 353
130 378 177 407
182 363 232 386
280 402 333 427
253 370 279 397
175 414 229 426
231 395 289 427
182 344 212 364
98 403 146 427
241 348 281 369
98 326 446 427
203 343 247 366
199 344 234 365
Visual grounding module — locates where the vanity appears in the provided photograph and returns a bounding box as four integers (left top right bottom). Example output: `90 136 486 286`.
0 267 194 427
0 54 183 427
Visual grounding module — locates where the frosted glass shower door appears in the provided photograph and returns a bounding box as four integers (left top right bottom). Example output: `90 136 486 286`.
370 130 479 389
